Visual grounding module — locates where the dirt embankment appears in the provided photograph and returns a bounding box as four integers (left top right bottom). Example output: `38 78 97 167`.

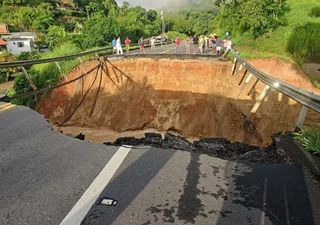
38 57 320 146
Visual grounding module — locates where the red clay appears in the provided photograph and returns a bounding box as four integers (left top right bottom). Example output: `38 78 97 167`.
38 57 320 146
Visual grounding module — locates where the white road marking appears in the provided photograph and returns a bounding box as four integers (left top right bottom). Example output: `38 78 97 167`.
59 146 132 225
160 48 175 54
260 177 268 225
284 186 291 225
0 103 15 113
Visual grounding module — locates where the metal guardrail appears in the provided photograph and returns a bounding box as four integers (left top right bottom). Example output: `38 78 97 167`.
1 44 319 115
0 46 113 69
0 41 173 69
231 50 320 113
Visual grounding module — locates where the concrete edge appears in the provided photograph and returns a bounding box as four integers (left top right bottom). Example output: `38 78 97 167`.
277 135 320 176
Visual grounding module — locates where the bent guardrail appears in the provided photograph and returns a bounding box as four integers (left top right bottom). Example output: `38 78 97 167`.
231 49 320 128
0 41 173 69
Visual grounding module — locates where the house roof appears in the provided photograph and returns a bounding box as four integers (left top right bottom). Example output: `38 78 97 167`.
8 38 32 42
10 32 37 38
0 38 7 46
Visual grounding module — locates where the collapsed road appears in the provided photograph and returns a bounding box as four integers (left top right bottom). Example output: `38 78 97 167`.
1 44 320 225
1 103 320 225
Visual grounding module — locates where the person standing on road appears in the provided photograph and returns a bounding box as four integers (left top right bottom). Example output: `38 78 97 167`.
198 35 205 54
138 37 145 53
215 36 222 55
204 36 209 51
175 36 181 53
193 35 198 45
185 36 191 54
124 37 131 53
150 37 156 49
222 36 232 58
112 38 117 54
116 37 123 54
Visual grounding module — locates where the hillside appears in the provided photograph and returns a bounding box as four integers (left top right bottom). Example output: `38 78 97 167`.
233 0 320 60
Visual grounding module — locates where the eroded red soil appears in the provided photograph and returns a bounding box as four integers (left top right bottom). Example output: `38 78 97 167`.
38 57 320 146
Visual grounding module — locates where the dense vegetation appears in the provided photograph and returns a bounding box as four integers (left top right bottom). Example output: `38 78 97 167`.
230 0 320 63
295 130 320 156
213 0 287 38
0 0 162 48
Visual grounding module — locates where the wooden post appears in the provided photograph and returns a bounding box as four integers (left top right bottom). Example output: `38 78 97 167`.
238 64 243 72
21 66 37 91
237 73 253 98
251 85 271 114
296 105 309 129
231 58 237 76
238 69 248 86
248 79 259 96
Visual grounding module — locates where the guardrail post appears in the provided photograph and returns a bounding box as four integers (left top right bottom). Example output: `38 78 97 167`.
231 58 237 76
21 66 37 91
296 105 309 129
248 79 259 96
237 73 253 98
238 69 248 86
251 85 271 114
238 64 243 72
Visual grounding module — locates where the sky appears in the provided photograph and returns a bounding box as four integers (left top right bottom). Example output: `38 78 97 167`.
115 0 186 9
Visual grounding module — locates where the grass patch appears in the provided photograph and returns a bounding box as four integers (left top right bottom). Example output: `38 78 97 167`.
295 129 320 156
9 42 82 106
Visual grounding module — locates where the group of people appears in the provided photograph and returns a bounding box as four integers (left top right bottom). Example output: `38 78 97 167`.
112 32 232 57
174 32 233 57
112 37 133 54
111 36 157 55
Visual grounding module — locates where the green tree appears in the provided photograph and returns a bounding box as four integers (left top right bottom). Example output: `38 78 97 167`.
80 12 117 49
214 0 286 37
46 25 66 48
32 3 55 32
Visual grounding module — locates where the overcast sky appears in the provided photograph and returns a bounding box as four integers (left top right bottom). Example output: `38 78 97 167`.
115 0 184 9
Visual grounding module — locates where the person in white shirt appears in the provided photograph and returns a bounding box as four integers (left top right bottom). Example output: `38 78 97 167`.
150 37 156 49
116 37 123 55
222 37 232 58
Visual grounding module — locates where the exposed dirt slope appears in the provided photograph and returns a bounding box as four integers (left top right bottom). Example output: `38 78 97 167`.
38 57 320 146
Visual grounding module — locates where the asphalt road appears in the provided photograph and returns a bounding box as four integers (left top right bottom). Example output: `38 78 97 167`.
124 42 215 55
1 103 320 225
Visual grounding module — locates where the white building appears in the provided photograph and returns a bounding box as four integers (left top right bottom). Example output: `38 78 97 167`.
6 38 34 54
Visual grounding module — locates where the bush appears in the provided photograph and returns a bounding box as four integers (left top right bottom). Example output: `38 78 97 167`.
11 42 81 106
167 31 188 40
295 130 320 156
310 6 320 18
287 23 320 63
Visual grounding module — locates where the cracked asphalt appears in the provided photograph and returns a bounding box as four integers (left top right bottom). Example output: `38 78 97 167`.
1 87 320 224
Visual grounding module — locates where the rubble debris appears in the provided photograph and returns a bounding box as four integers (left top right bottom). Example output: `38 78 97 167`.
104 132 292 164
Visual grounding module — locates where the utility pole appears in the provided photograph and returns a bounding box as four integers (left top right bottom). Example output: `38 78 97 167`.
161 11 164 46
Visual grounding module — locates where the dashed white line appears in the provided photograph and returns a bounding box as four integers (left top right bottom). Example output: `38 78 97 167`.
284 186 291 225
59 146 132 225
260 177 268 225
